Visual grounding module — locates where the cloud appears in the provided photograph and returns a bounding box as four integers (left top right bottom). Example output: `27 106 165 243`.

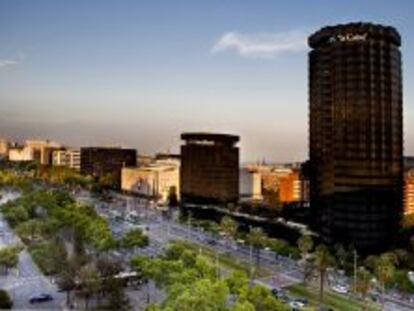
0 59 18 68
0 52 24 69
211 30 309 58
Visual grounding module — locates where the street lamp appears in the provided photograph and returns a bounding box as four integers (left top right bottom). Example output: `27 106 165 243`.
353 248 358 295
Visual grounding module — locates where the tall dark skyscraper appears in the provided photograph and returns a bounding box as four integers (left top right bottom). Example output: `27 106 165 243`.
180 133 239 205
308 23 403 253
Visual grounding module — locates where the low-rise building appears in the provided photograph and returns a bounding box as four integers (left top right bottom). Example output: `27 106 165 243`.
247 164 309 207
121 160 180 204
405 156 414 170
0 139 10 157
8 146 34 162
81 147 137 186
25 139 62 165
404 169 414 215
52 149 81 170
279 170 301 203
8 139 62 164
239 168 262 202
278 170 309 203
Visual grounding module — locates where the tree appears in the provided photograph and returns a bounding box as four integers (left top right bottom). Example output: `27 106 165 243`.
131 255 154 305
99 173 118 190
239 284 288 311
232 300 255 311
0 245 21 275
120 228 149 250
77 264 100 309
313 244 335 306
96 258 123 301
0 289 13 309
334 244 348 271
220 216 238 248
355 267 373 310
365 252 397 308
226 271 249 295
163 278 229 311
246 227 267 280
391 269 414 299
57 255 82 307
297 234 313 285
106 277 131 311
2 205 28 227
167 186 179 208
164 242 187 260
298 235 313 259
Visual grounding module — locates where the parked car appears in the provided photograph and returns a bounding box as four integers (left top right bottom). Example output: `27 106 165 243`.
29 294 53 303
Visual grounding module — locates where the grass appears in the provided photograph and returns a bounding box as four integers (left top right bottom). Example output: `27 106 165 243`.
169 239 272 278
287 283 380 311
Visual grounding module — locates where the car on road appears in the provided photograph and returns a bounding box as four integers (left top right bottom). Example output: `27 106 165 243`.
271 288 289 302
331 284 349 294
29 293 53 303
293 297 308 306
288 300 305 310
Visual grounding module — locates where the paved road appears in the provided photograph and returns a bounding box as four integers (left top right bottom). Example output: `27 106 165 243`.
83 192 414 311
0 190 65 310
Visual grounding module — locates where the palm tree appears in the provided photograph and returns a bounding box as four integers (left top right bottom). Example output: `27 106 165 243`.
297 234 313 285
334 244 348 271
220 216 238 248
355 267 373 310
313 244 335 306
246 227 267 281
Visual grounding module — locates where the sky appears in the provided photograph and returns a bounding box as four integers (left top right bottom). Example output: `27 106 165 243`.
0 0 413 162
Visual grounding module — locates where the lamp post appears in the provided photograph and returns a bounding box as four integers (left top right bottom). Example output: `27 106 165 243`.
353 248 358 295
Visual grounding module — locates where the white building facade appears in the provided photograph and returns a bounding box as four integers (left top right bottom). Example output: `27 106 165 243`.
121 160 180 204
52 149 81 170
239 168 262 202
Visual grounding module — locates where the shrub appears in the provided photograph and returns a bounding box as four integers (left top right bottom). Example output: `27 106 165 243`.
0 289 13 309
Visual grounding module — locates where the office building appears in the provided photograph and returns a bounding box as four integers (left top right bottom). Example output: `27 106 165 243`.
8 146 34 162
404 169 414 215
80 147 137 186
239 168 263 202
404 156 414 170
0 139 10 157
121 159 180 204
52 149 81 170
180 133 239 205
279 170 305 203
8 139 61 164
309 23 403 252
25 140 62 165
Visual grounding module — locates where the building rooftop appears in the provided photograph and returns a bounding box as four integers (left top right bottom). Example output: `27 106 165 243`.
309 22 401 48
81 146 136 151
181 132 239 144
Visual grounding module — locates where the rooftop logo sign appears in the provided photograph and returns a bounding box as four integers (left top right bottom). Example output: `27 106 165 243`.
328 33 368 43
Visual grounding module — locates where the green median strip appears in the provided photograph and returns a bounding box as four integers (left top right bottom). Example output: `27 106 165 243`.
169 239 271 278
287 283 381 311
